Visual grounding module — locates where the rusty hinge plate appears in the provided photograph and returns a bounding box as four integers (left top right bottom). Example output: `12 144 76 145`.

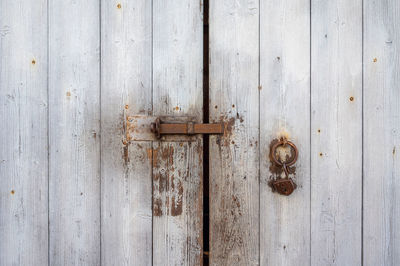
127 115 223 141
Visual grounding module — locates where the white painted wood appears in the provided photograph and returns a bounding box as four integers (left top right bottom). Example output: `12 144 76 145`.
311 0 362 265
0 0 48 265
209 1 259 265
152 140 203 266
152 1 204 265
101 0 153 265
363 1 400 265
2 1 400 265
48 0 100 264
259 0 310 265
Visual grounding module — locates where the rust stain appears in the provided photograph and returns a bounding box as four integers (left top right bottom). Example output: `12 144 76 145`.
258 85 262 90
153 198 163 216
174 106 180 111
146 148 153 161
232 104 235 108
10 190 14 195
215 105 218 109
93 132 96 139
125 116 132 142
159 145 173 165
31 59 36 65
318 129 321 133
269 139 283 175
123 145 129 163
170 174 183 216
117 3 121 9
66 91 71 97
223 116 236 146
373 58 377 62
124 104 129 109
154 172 166 194
152 147 159 168
393 146 396 155
349 96 354 102
319 152 323 157
232 195 241 209
152 145 168 217
121 112 132 164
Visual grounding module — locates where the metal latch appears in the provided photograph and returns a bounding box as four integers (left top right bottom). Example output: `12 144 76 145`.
150 117 224 139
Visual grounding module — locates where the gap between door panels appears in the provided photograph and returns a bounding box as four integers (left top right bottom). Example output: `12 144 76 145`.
202 0 210 264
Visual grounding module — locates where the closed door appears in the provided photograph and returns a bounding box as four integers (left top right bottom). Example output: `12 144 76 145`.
1 0 399 266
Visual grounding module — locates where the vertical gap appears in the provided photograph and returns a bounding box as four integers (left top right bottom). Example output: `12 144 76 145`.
309 0 312 264
202 0 210 265
47 0 50 264
257 0 261 265
99 0 102 264
151 0 154 265
361 0 364 264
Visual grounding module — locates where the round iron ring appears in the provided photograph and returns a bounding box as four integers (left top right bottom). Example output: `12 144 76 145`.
271 139 298 167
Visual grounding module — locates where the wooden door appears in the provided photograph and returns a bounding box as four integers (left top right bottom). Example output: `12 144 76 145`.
1 0 399 265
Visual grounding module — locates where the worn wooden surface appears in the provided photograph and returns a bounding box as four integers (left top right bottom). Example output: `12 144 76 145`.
0 0 48 265
259 0 311 265
1 0 400 265
152 0 204 265
209 1 259 265
311 0 363 265
101 0 153 264
363 0 400 265
48 0 101 264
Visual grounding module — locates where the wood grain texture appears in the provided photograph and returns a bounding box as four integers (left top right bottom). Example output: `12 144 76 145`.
101 0 153 265
363 1 400 265
0 0 48 264
209 1 259 265
48 0 100 264
152 140 203 265
311 0 362 265
259 0 310 265
152 1 204 265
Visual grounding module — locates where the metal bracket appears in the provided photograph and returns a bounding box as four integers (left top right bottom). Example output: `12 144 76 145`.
150 117 224 139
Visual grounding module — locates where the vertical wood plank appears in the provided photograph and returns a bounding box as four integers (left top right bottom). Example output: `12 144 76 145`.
0 0 48 264
49 0 100 264
152 140 203 265
311 0 362 265
259 0 310 265
209 1 259 265
152 1 204 265
101 0 153 265
363 1 400 265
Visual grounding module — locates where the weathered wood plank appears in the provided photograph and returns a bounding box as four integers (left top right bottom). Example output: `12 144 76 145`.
363 1 400 265
48 0 100 264
101 0 153 265
152 1 204 265
152 140 203 265
209 1 259 265
311 0 362 265
259 0 310 265
0 0 48 264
